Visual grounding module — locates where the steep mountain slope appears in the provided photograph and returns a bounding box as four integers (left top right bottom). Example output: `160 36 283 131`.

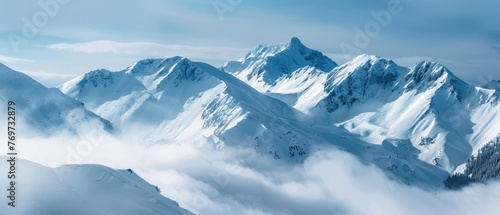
57 37 500 187
305 55 499 173
60 56 450 187
0 63 113 136
445 134 500 190
60 57 221 127
60 57 314 162
221 39 500 176
0 157 193 215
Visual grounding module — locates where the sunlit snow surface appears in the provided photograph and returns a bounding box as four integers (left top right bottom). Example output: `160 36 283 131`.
0 157 193 215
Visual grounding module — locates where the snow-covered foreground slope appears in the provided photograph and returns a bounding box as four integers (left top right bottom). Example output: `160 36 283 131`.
0 63 114 136
0 157 193 215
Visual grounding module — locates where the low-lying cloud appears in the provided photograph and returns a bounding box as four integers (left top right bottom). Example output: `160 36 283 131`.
16 132 500 215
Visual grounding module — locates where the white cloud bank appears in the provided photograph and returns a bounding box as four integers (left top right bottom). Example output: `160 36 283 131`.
14 132 500 215
47 40 249 62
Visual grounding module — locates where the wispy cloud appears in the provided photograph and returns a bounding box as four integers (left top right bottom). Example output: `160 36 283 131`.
0 55 34 63
47 41 249 62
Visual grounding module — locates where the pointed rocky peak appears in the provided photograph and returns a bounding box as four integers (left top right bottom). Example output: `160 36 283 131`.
153 58 222 92
319 55 407 113
351 54 392 66
404 61 472 103
342 54 398 71
159 57 210 82
244 37 304 59
289 37 305 48
407 61 449 82
245 37 337 71
405 61 467 91
73 69 120 90
223 37 337 87
84 69 113 80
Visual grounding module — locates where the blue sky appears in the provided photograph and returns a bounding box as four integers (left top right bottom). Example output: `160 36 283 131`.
0 0 499 86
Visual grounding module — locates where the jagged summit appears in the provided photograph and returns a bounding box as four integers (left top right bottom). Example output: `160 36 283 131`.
404 61 469 95
222 37 337 90
289 36 305 48
244 37 337 72
330 54 403 85
407 61 451 82
243 37 307 59
127 56 185 75
80 69 114 83
320 55 407 112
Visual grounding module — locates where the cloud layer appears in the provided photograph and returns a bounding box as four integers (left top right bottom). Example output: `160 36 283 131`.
14 132 500 215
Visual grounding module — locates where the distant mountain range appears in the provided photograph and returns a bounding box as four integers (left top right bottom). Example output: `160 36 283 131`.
2 37 499 192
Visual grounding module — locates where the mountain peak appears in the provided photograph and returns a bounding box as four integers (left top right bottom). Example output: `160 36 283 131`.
242 37 335 67
320 55 405 112
405 60 470 101
330 54 401 83
349 54 393 67
406 61 452 84
128 56 186 75
352 54 383 61
223 38 337 87
288 37 306 50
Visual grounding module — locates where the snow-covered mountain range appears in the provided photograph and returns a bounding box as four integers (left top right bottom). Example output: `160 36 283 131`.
1 37 499 189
